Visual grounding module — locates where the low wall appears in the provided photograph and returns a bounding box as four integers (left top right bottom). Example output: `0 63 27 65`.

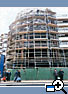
8 67 68 80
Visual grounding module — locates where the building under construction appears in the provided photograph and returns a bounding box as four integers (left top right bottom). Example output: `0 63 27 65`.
57 14 68 67
6 9 66 69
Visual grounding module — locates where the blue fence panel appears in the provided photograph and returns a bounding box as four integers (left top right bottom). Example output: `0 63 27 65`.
0 55 5 77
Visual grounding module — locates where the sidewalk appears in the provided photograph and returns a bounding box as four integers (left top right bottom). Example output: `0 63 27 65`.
1 80 68 83
0 80 68 86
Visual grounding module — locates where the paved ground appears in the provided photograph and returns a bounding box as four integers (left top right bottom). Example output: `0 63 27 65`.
0 80 68 86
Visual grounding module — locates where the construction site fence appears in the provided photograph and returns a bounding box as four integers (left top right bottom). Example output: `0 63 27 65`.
7 67 68 80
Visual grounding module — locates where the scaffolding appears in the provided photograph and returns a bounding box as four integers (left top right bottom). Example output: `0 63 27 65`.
6 9 67 69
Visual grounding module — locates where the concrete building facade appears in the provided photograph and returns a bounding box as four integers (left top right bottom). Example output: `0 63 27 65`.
0 33 8 56
57 14 68 66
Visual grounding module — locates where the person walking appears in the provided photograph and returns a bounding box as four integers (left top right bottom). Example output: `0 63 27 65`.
54 69 58 80
3 70 6 82
7 70 11 81
17 70 21 82
59 69 64 80
14 70 18 82
18 70 21 77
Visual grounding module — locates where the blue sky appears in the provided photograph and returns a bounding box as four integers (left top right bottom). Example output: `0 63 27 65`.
0 7 68 34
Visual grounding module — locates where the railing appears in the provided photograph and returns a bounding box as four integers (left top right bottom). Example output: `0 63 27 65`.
29 43 47 48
